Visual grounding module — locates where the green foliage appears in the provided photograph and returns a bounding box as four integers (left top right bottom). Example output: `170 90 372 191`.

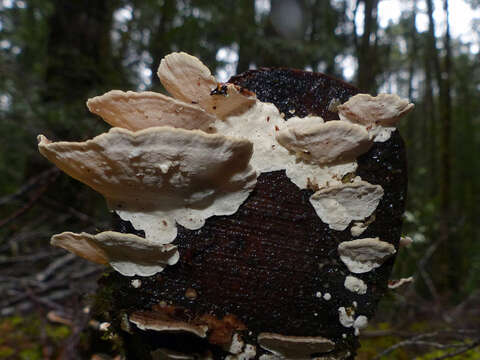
0 347 15 358
0 315 71 359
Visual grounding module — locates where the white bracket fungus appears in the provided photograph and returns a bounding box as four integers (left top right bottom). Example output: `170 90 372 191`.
338 238 396 274
38 51 409 301
87 90 217 132
338 307 355 328
309 181 384 231
257 333 335 359
158 52 256 119
131 279 142 288
129 312 208 338
338 93 414 142
50 231 179 277
226 333 245 355
159 52 358 192
38 127 257 243
338 94 414 127
150 348 195 360
399 236 413 248
350 222 367 237
225 344 256 360
338 307 368 335
276 119 373 165
344 275 367 295
157 52 217 108
213 102 358 191
353 315 368 336
388 276 414 290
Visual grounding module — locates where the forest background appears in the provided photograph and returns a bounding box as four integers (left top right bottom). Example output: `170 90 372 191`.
0 0 479 359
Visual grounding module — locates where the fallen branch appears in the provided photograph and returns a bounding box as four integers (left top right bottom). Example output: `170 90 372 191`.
431 339 480 360
0 170 60 228
373 330 480 360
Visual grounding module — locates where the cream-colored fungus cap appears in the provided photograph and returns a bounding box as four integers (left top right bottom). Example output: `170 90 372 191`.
388 276 414 289
338 237 396 274
38 127 257 243
51 231 179 276
158 52 256 119
129 312 208 338
309 181 384 231
257 333 335 359
338 93 414 142
276 119 373 165
86 90 217 132
157 52 217 107
337 93 414 127
344 275 367 295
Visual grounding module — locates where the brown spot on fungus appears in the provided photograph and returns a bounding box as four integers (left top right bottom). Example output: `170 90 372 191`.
197 314 246 346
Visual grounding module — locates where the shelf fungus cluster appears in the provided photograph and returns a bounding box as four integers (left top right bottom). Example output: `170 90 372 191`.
38 52 413 359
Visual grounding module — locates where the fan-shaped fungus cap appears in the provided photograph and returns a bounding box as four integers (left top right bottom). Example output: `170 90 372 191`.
158 52 217 106
344 275 367 295
257 333 335 359
276 119 373 165
337 93 414 127
150 348 194 360
399 236 413 248
309 181 384 231
338 307 355 328
129 311 208 338
158 52 256 119
388 276 414 289
338 237 396 274
51 231 179 276
38 127 257 243
86 90 217 132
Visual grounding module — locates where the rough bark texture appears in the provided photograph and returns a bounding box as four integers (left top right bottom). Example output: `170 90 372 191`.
96 69 407 359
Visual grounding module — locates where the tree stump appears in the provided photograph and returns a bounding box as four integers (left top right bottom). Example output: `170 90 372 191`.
95 68 407 360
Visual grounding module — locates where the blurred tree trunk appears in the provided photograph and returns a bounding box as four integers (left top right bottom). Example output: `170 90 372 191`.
406 0 418 169
426 0 454 295
438 0 454 292
356 0 379 93
149 0 176 90
44 0 123 103
236 0 256 74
